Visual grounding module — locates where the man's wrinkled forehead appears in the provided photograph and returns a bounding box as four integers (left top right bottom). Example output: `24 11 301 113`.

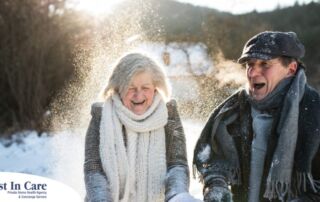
244 57 279 65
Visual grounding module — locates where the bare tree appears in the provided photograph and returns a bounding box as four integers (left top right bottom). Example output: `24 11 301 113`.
0 0 83 134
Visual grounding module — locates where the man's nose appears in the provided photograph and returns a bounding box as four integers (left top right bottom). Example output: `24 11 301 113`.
248 65 261 77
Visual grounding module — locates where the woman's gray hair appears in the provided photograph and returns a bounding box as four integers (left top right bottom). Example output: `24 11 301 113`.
103 52 171 101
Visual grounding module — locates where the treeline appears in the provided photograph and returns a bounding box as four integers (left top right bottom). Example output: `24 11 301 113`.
145 0 320 87
1 0 319 134
0 0 155 135
0 0 92 134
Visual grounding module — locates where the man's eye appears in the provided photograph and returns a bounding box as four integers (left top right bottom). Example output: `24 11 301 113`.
246 63 253 68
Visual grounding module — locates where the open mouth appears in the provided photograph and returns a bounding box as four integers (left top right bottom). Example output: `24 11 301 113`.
253 83 265 90
131 100 145 105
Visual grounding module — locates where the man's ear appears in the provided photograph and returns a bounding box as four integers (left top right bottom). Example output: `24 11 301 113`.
288 61 298 76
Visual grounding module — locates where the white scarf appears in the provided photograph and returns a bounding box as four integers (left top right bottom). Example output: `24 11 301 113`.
99 93 168 202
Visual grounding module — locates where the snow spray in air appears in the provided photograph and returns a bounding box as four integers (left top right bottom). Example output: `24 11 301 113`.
49 0 163 132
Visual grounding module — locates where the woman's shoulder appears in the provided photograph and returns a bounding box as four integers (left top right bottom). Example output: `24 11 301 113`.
166 99 177 108
91 100 177 109
166 99 180 120
90 100 179 116
91 102 103 117
166 99 179 114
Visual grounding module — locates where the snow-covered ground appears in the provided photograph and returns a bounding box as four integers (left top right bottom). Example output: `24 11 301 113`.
0 119 204 200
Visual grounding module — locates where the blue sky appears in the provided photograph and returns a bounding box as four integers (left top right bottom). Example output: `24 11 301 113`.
174 0 315 14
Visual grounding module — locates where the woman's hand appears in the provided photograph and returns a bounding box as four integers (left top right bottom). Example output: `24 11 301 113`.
169 192 203 202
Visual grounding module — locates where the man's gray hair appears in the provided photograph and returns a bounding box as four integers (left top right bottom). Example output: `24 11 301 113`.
103 52 171 101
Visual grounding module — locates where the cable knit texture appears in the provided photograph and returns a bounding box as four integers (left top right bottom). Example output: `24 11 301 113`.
99 93 168 202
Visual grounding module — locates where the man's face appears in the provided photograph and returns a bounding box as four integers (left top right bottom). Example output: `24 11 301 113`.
245 58 296 101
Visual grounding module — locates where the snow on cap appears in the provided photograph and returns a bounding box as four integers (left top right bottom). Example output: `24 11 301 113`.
238 31 305 63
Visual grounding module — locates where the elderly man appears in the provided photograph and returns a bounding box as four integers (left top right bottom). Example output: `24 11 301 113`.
193 31 320 202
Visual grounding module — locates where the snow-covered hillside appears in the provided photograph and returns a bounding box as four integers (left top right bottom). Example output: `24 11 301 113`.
136 42 214 103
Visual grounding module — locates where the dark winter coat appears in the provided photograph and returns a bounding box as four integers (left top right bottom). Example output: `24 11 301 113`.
194 85 320 202
84 100 189 202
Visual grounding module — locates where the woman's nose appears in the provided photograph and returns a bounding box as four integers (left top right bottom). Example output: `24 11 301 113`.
133 89 144 98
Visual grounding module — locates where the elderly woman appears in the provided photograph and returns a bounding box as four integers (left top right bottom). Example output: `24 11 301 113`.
84 53 200 202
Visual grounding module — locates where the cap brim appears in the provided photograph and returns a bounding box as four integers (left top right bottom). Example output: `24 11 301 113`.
237 52 275 64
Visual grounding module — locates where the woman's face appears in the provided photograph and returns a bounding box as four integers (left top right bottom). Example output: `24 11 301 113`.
121 71 156 115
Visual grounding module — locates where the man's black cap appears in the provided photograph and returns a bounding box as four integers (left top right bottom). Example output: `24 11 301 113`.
238 31 305 63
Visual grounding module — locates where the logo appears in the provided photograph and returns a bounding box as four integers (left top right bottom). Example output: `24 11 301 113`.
0 172 81 202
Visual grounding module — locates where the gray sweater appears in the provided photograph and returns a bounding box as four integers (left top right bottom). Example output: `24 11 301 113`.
84 100 189 202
